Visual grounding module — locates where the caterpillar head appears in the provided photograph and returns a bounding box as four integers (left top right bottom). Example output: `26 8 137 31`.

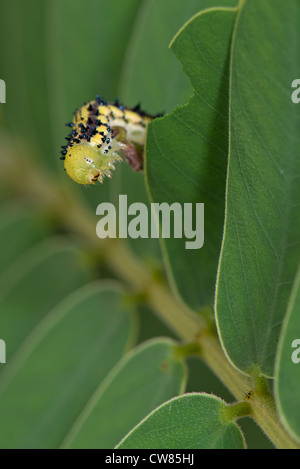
64 142 121 185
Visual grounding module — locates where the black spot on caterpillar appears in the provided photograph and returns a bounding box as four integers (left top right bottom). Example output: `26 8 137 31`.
61 97 162 185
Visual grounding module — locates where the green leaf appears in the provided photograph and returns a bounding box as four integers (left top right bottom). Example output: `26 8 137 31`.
117 393 246 449
63 339 187 449
0 238 91 358
215 0 300 376
0 282 136 449
275 265 300 444
146 6 237 310
0 204 47 274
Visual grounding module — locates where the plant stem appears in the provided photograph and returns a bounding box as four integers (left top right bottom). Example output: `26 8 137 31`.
221 402 252 422
250 391 298 449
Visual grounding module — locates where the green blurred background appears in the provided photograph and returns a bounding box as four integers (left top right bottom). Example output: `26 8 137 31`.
0 0 272 448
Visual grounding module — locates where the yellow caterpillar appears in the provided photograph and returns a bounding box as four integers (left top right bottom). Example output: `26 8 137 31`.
61 97 159 185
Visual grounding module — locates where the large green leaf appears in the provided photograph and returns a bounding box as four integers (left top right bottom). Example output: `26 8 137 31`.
63 339 186 449
0 282 136 449
117 393 246 449
146 6 237 310
215 0 300 376
275 265 300 444
0 238 91 358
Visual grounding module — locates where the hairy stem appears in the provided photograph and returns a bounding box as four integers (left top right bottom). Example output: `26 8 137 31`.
221 402 252 422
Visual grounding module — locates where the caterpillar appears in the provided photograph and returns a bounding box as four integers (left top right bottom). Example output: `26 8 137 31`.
61 96 160 185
